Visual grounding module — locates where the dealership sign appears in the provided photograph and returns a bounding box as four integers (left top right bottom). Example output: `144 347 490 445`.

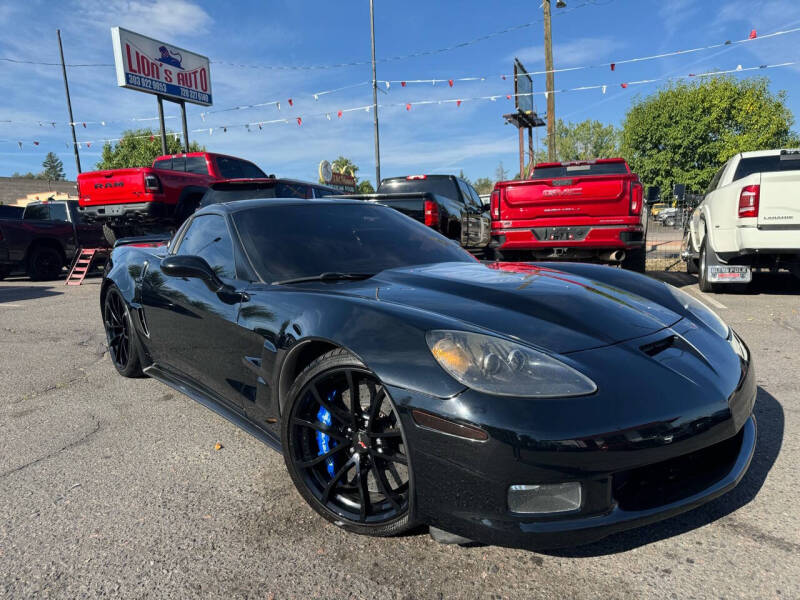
111 27 212 106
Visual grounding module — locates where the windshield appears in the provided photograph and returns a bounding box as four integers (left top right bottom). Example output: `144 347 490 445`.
532 162 629 179
233 203 473 282
379 177 459 201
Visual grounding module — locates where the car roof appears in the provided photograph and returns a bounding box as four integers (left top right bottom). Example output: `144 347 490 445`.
207 177 337 190
738 148 800 159
195 197 368 216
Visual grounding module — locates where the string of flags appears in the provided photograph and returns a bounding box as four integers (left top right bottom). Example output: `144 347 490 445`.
4 57 798 150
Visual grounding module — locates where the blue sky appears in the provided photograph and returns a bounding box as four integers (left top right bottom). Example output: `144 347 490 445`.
3 0 800 184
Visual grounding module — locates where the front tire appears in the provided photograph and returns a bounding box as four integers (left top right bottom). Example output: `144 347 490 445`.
103 286 144 378
282 349 414 537
26 246 64 281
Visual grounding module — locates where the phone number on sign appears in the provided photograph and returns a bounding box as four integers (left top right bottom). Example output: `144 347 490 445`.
127 74 168 93
180 88 210 103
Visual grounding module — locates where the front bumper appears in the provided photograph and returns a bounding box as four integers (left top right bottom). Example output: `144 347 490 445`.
391 322 757 549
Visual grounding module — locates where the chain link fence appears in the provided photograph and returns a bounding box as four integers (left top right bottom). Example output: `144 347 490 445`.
645 189 701 272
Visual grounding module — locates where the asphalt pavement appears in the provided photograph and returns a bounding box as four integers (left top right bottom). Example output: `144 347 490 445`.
1 271 798 599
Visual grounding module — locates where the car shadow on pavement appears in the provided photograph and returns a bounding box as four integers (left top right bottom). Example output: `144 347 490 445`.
0 284 63 303
541 386 784 557
652 270 800 294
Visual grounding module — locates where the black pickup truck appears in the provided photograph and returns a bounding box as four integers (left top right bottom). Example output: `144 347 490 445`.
0 200 106 280
341 175 490 251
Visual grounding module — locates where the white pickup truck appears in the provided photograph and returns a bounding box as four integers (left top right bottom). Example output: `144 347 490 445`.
683 149 800 292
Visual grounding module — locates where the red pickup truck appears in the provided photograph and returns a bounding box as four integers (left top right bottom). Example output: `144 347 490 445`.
489 158 646 271
77 152 267 230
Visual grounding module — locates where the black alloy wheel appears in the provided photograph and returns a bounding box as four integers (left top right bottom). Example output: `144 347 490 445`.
103 286 143 377
26 246 63 281
283 349 413 536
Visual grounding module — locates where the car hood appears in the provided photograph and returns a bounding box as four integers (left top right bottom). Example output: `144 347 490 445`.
344 262 682 354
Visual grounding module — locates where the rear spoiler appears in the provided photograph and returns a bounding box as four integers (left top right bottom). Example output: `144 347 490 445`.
114 234 171 248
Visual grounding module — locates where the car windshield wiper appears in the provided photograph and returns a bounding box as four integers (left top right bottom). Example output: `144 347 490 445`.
273 272 376 285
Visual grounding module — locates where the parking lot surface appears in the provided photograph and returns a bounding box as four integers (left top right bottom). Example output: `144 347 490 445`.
1 272 798 599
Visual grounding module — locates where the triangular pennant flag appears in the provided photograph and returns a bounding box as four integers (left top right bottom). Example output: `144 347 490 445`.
209 128 213 136
82 122 86 128
602 85 607 94
610 63 616 71
506 94 511 100
689 73 696 77
490 96 497 101
456 100 462 107
223 126 227 132
501 74 507 80
101 121 106 126
33 141 39 146
337 110 343 118
448 79 454 87
288 98 293 107
401 81 406 87
86 142 91 148
621 83 628 89
149 135 155 141
364 106 370 112
51 122 56 127
313 94 319 101
385 81 390 90
296 117 302 126
736 64 743 71
326 113 331 120
406 103 411 111
17 141 22 150
749 29 757 39
258 123 262 129
276 102 281 110
544 91 549 99
725 40 732 45
200 113 206 122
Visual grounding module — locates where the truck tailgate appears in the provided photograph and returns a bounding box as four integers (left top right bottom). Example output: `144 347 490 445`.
78 168 148 206
366 198 424 222
757 171 800 228
503 175 633 220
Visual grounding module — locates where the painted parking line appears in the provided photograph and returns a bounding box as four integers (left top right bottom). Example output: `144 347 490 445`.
691 290 727 310
0 304 23 308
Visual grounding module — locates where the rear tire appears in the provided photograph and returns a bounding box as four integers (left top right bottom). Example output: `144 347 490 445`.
26 246 64 281
698 237 720 294
103 286 144 378
621 246 646 273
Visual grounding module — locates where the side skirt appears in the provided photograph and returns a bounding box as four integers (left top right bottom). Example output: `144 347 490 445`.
144 364 282 453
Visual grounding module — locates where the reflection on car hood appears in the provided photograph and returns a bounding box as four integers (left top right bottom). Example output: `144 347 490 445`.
352 262 682 354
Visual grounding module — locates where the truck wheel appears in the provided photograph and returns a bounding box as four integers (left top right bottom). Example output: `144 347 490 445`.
26 246 64 281
175 196 200 225
102 224 118 247
698 238 719 294
621 246 646 273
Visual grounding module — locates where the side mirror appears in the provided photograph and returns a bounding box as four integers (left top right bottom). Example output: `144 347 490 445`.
161 255 224 292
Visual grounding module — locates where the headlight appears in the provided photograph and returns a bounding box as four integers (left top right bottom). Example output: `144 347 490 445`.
665 284 730 339
426 330 597 398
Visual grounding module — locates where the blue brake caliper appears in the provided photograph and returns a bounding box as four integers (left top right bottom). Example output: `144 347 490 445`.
316 390 337 477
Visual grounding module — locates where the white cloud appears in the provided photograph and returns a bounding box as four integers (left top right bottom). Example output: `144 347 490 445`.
510 37 624 69
658 0 701 38
77 0 213 38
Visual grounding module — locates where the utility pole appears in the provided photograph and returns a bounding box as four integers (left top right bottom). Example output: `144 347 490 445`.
543 0 557 161
369 0 381 185
57 29 81 174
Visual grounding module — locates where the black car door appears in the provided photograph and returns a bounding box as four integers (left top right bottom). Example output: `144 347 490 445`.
141 213 250 408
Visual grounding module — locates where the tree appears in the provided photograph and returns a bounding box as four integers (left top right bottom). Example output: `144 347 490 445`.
95 129 204 170
12 171 45 179
357 180 375 194
535 119 621 164
473 177 494 195
621 76 800 193
458 170 472 185
41 152 65 180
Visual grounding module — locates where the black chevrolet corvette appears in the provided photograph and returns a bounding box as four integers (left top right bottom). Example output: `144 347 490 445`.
101 198 756 548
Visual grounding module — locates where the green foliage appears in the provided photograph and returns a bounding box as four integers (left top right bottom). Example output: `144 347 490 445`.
332 156 359 178
12 171 46 179
621 76 800 193
95 129 204 170
357 180 375 193
473 177 494 195
41 152 65 180
536 119 621 164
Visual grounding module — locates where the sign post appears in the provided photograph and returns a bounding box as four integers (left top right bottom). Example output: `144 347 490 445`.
110 27 212 151
503 58 545 178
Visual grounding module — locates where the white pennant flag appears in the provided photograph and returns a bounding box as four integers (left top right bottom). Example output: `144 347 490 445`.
314 94 319 101
736 65 743 71
209 128 213 136
602 85 607 95
385 81 390 90
326 113 331 120
200 113 206 122
276 102 281 110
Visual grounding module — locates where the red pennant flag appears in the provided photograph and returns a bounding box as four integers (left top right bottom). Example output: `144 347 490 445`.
506 94 511 100
288 98 293 106
337 110 343 118
610 63 616 71
86 142 91 148
405 103 411 111
456 100 462 107
448 79 453 87
149 135 154 141
689 73 696 77
296 117 302 126
501 74 506 80
621 83 628 89
749 29 757 39
82 122 86 128
401 81 406 87
33 141 39 146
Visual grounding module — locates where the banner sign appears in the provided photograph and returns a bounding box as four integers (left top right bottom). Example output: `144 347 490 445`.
111 27 212 106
